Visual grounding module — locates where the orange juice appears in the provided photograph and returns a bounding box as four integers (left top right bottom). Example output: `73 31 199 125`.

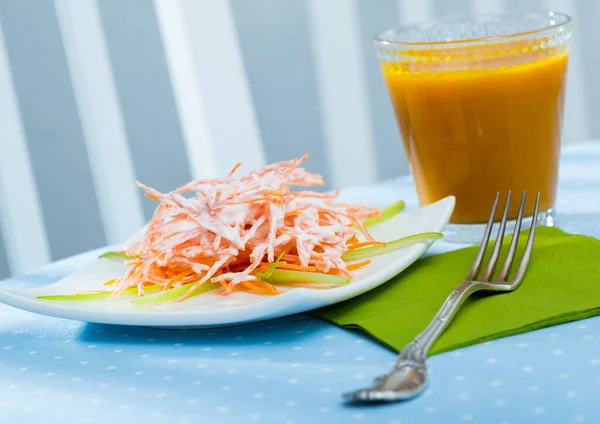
381 45 568 223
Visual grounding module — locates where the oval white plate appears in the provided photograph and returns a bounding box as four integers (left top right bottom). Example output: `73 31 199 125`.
0 197 454 328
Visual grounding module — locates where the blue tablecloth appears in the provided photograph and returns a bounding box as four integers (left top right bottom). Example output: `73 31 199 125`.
2 143 600 424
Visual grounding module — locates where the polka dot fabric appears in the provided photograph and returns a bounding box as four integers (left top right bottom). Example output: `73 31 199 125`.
2 144 600 424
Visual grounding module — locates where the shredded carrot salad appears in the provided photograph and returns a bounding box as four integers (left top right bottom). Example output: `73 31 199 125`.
110 156 383 301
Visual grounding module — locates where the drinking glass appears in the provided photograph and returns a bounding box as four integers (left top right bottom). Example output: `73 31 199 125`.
374 12 571 241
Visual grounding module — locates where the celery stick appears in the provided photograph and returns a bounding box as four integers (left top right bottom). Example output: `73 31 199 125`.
362 200 405 228
261 269 350 285
130 282 218 305
342 232 442 262
36 285 162 301
99 251 136 261
37 292 115 301
255 250 286 280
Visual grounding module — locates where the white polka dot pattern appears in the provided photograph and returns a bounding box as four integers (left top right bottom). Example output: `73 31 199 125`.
1 145 600 423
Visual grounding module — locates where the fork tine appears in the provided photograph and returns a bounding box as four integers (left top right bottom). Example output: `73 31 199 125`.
496 191 527 281
465 193 499 281
509 192 540 285
480 192 512 281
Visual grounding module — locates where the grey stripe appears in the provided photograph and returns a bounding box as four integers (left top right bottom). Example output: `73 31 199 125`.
231 0 330 186
98 0 192 218
0 228 9 279
358 0 409 180
504 0 544 14
0 0 106 260
578 2 600 139
433 0 471 17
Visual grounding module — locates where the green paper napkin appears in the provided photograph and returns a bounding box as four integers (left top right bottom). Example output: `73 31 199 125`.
312 227 600 355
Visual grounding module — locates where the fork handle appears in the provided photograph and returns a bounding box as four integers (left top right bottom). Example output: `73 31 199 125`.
396 280 484 365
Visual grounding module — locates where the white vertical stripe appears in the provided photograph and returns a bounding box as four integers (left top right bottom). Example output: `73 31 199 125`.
543 0 589 144
176 0 266 175
397 0 435 24
153 0 221 179
54 0 145 244
0 23 51 273
471 0 504 15
307 0 377 188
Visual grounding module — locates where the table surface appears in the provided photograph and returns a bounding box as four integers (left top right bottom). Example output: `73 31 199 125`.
2 143 600 424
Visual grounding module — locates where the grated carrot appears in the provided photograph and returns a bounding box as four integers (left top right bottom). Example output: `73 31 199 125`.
228 162 243 177
103 278 117 286
347 241 387 250
164 272 193 289
346 260 371 271
108 156 383 302
271 262 320 272
241 281 279 295
346 235 359 245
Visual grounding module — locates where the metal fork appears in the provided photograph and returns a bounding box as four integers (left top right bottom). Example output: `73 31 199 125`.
344 191 540 403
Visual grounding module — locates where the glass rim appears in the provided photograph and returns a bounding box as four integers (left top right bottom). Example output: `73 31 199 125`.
374 11 572 47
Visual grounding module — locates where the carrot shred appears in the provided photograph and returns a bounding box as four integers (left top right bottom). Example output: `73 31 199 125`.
228 162 243 177
347 240 387 250
274 281 337 289
347 235 359 245
346 260 371 271
273 262 320 272
103 278 117 286
165 272 192 289
242 281 279 295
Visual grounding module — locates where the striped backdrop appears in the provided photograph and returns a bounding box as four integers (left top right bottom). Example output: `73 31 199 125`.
0 0 592 278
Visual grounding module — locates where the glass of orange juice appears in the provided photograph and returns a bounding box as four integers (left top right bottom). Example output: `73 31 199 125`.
374 12 571 241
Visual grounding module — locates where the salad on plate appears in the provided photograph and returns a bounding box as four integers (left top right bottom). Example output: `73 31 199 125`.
39 156 440 306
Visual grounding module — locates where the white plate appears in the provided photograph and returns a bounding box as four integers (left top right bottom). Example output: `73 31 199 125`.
0 197 454 328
